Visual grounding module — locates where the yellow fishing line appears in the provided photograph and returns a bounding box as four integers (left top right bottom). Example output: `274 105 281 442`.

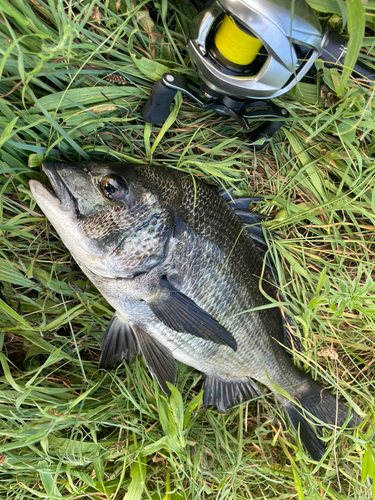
215 15 262 66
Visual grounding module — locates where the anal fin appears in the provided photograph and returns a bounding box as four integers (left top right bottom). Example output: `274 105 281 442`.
132 324 176 395
99 313 138 369
203 375 261 414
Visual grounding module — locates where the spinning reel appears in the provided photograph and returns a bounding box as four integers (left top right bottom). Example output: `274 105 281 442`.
142 0 374 150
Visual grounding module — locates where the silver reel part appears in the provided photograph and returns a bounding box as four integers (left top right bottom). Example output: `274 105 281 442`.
187 0 323 99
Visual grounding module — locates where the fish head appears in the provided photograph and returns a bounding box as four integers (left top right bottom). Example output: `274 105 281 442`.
29 161 173 278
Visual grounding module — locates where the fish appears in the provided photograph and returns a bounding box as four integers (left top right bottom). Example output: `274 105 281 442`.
29 161 358 460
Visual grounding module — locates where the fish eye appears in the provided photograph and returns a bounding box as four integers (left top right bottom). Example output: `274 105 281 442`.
100 175 127 200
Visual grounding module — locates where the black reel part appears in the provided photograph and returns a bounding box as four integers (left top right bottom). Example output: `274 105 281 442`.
142 74 204 124
319 28 375 82
141 73 289 151
141 79 178 124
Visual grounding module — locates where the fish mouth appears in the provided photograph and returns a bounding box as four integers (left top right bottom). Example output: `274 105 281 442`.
30 162 76 212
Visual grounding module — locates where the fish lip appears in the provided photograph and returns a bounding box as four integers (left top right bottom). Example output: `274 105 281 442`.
29 179 62 207
41 162 76 211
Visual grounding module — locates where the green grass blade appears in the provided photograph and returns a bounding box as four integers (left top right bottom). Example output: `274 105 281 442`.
337 0 366 94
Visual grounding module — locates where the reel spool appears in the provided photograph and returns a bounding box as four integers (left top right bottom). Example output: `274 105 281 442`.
212 14 263 68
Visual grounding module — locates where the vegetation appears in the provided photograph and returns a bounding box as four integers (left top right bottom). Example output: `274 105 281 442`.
0 0 374 498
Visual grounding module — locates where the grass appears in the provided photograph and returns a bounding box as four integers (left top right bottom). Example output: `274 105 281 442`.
0 0 374 498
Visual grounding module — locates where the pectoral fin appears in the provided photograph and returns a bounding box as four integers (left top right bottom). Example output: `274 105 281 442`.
99 313 138 369
148 277 237 351
132 324 176 394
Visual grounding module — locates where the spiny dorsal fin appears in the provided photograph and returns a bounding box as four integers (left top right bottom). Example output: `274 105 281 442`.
216 186 262 205
219 191 303 354
217 190 269 248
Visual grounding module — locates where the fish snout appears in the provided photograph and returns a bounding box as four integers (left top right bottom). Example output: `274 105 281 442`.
41 162 76 211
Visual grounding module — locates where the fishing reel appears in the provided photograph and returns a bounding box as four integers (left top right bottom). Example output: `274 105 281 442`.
142 0 374 150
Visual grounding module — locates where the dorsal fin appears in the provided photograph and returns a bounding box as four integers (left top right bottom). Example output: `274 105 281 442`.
216 190 269 248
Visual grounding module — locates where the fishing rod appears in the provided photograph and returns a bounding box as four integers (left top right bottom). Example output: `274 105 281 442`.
142 0 374 150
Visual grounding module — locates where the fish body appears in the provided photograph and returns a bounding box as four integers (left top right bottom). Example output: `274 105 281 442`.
30 161 357 460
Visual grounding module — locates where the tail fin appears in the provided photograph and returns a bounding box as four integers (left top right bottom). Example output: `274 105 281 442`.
281 376 359 460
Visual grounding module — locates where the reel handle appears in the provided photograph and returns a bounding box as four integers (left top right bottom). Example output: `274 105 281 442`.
250 120 285 151
142 79 177 124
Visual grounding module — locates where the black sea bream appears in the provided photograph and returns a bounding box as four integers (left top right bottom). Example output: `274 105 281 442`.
29 162 358 460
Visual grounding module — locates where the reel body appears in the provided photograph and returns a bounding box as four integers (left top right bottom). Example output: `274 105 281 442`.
188 0 322 99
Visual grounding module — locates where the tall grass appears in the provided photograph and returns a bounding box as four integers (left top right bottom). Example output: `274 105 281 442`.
0 0 374 498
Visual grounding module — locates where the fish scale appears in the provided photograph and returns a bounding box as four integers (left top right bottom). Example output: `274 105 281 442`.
29 161 359 460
